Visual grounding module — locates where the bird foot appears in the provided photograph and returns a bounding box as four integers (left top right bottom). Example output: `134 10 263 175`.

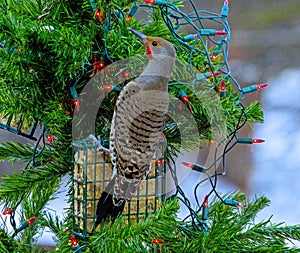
88 134 110 153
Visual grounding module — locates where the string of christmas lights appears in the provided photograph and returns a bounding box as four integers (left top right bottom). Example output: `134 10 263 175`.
99 0 266 235
0 127 48 238
3 0 300 251
64 0 270 243
0 0 268 248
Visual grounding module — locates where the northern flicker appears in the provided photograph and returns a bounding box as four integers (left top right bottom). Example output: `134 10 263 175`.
95 28 176 226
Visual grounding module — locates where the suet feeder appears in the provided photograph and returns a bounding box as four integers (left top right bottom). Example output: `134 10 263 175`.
71 136 167 237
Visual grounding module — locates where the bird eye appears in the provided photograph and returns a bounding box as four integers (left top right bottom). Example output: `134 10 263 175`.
152 41 158 46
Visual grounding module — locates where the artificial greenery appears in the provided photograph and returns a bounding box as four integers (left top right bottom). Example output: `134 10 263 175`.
0 0 297 252
57 193 300 252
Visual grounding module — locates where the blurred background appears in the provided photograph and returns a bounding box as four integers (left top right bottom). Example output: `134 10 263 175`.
195 0 300 225
1 0 300 248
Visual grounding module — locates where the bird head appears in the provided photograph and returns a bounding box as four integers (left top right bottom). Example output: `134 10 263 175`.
128 28 176 60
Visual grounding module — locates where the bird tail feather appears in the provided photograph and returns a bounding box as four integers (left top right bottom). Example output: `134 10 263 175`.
95 175 141 228
95 177 125 227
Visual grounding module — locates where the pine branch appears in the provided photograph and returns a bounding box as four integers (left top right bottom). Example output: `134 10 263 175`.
0 142 35 163
0 141 71 206
0 0 278 251
87 198 181 253
52 193 300 252
40 212 64 240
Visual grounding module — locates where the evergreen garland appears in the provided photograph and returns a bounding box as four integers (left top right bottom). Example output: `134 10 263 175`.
55 194 300 252
0 0 299 251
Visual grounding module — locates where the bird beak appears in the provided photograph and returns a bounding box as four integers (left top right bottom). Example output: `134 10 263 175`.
128 28 147 43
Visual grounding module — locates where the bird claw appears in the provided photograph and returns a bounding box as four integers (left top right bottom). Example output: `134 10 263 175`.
88 134 110 153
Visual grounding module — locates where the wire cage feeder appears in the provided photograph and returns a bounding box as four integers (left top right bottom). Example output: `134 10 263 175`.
71 137 167 237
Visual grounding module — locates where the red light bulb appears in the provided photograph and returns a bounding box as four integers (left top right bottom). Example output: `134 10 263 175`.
182 96 189 103
97 61 105 69
70 235 78 247
210 71 221 77
215 30 227 36
211 53 217 61
157 159 163 165
27 216 36 225
257 83 268 90
2 209 11 215
203 195 209 207
181 162 193 169
145 0 155 4
103 84 113 91
123 71 130 78
72 240 78 247
73 99 80 111
46 134 53 144
220 81 226 91
252 138 265 144
95 10 103 22
152 238 164 244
